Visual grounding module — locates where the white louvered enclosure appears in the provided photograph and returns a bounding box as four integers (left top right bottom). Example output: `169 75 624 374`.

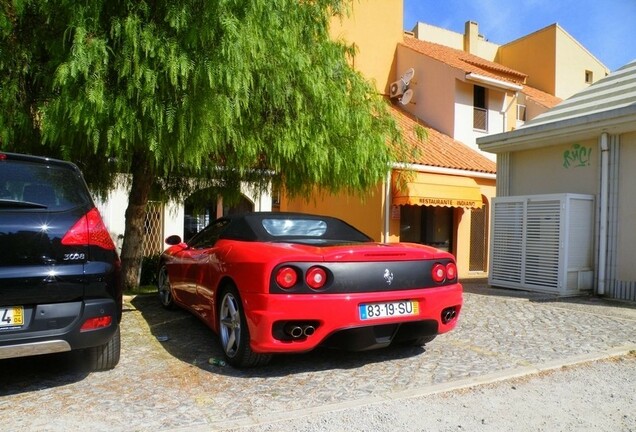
489 194 595 296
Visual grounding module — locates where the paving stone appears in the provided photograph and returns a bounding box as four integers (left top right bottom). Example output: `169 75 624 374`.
1 282 635 431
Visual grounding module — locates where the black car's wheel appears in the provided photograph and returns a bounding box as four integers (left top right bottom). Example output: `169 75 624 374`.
218 285 272 367
157 265 175 309
86 325 121 371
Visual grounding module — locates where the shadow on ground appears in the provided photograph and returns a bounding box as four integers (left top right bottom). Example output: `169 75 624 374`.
130 293 427 378
0 345 92 396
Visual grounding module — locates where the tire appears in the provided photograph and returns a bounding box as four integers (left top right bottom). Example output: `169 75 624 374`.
157 265 175 309
217 285 272 368
87 326 121 371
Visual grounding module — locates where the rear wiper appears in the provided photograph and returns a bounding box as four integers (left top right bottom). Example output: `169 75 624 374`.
0 199 48 209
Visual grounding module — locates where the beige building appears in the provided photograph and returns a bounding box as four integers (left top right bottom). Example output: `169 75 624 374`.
283 2 508 279
396 35 561 159
413 21 609 99
478 61 636 301
284 1 609 280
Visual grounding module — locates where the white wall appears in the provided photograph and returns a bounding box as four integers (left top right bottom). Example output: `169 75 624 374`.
94 179 129 252
396 45 458 137
453 80 504 161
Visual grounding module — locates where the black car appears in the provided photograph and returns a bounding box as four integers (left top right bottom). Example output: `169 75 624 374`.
0 152 122 371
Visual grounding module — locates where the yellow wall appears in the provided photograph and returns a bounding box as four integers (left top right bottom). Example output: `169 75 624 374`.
554 29 609 99
509 138 598 196
617 132 636 281
329 0 403 94
498 26 558 96
498 25 608 99
281 183 386 241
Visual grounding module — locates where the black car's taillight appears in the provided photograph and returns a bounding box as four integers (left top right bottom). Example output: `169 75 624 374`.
61 208 116 250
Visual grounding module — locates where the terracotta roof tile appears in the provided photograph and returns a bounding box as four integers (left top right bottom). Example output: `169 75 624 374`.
402 36 527 85
389 104 497 174
521 85 562 108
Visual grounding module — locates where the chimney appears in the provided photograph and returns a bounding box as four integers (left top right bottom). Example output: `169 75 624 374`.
464 21 479 54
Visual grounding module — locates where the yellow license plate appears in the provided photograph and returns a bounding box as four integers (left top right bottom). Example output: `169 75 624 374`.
0 306 24 328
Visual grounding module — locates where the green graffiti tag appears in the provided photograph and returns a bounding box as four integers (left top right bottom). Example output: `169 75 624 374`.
563 144 591 168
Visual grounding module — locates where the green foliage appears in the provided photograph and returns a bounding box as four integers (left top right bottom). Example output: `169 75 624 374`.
1 0 409 288
139 253 161 286
0 0 403 198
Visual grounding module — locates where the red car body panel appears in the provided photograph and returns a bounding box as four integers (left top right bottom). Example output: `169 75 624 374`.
162 229 463 354
241 284 462 353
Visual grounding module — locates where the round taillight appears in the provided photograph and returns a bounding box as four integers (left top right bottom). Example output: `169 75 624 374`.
276 266 298 289
431 263 446 283
306 266 327 290
446 262 457 281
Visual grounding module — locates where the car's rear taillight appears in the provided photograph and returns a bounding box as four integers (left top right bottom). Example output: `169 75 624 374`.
446 262 457 281
61 208 116 250
276 266 298 289
80 315 113 331
305 266 327 290
431 263 447 283
431 262 458 283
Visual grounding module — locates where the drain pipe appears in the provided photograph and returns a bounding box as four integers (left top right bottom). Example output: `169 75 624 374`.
597 132 610 296
384 170 392 243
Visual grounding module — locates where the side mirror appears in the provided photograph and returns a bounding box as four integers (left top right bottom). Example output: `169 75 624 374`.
165 235 183 246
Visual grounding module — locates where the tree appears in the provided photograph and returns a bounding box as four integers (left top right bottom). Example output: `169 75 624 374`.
0 0 405 288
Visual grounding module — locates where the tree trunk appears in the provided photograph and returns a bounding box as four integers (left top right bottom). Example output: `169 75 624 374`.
120 150 155 289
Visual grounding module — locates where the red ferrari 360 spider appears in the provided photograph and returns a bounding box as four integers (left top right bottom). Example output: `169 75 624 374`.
157 212 462 367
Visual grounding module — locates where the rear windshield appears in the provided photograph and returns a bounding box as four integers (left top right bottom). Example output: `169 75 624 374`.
256 216 372 244
262 219 328 237
0 160 91 211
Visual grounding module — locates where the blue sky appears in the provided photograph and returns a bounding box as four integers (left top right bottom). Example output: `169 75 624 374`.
403 0 636 71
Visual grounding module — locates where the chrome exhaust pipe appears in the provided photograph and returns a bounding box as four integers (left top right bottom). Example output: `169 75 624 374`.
284 324 304 338
302 325 316 337
441 307 457 324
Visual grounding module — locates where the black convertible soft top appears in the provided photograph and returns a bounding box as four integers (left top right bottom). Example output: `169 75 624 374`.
219 212 373 244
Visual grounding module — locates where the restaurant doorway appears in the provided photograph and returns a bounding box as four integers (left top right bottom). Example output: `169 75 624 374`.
399 205 453 252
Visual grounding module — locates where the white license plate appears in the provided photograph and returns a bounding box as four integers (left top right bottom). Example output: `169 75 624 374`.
0 306 24 328
359 301 419 320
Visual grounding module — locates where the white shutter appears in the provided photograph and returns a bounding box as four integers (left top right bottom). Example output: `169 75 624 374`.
524 199 561 289
490 201 523 284
489 194 594 295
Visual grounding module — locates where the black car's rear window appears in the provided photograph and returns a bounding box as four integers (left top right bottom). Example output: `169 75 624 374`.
0 160 91 211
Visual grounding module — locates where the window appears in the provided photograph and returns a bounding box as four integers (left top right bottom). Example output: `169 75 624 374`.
473 85 487 131
585 70 593 84
517 104 527 122
188 219 230 249
262 218 328 237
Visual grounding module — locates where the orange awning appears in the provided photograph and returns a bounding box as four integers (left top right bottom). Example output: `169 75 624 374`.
392 172 483 209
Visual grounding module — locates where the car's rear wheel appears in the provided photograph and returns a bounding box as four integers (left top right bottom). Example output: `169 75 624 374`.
86 325 121 371
157 265 175 309
218 285 271 367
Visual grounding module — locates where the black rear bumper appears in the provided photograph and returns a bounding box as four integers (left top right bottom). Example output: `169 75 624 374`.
0 298 119 360
319 320 439 351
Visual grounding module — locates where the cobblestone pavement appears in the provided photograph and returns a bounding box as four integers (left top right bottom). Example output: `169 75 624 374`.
1 282 635 431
